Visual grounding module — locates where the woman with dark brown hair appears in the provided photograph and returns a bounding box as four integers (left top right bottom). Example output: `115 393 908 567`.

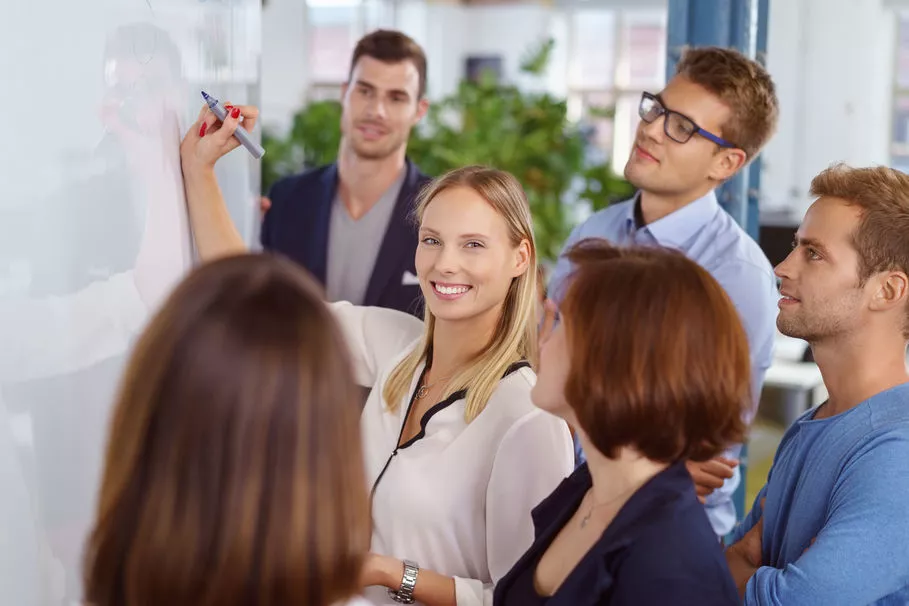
494 238 746 605
82 254 372 606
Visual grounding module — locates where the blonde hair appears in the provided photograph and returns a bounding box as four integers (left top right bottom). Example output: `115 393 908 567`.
382 165 538 422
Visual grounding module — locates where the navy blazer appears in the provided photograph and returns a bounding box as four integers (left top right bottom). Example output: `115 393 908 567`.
494 461 738 606
261 159 431 317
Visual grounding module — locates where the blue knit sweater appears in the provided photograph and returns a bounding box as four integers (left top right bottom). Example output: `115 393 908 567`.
733 382 909 605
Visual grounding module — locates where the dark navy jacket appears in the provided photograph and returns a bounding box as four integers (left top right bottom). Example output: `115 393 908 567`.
494 461 739 606
261 158 431 317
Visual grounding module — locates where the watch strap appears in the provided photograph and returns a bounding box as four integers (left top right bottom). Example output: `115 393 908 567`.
387 559 419 604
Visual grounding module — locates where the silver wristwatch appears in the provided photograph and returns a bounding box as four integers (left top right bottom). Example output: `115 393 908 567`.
387 559 419 604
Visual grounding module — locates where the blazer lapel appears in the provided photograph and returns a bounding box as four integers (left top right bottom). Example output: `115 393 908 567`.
362 159 423 306
307 164 339 286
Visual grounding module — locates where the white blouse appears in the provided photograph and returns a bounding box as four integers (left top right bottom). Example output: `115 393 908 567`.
331 302 575 606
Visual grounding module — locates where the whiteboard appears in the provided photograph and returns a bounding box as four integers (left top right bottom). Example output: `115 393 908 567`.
0 0 261 602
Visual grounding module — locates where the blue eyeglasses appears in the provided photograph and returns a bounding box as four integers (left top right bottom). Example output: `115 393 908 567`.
638 92 737 148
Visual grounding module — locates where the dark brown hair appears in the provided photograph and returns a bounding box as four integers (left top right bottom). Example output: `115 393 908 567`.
349 29 428 98
560 239 749 462
83 254 369 606
810 163 909 337
675 46 779 160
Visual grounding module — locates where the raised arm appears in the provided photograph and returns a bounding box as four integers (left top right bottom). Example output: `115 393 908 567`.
179 103 257 261
180 105 426 386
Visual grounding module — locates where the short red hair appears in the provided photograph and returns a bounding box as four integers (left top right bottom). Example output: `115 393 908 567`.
560 239 749 462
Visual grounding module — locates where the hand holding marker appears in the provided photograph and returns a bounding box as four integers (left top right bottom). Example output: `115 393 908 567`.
201 91 265 159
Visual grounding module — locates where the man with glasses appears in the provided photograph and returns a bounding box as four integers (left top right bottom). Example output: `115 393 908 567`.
548 46 780 538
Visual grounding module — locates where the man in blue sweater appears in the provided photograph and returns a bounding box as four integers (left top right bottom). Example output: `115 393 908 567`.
726 164 909 604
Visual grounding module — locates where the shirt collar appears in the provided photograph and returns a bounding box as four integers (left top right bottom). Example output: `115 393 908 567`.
624 190 720 249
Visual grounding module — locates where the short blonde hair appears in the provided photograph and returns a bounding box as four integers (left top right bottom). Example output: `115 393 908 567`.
810 163 909 338
383 166 538 422
676 46 779 159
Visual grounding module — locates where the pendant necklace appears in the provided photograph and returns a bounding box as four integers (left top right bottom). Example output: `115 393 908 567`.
415 373 452 399
579 487 635 529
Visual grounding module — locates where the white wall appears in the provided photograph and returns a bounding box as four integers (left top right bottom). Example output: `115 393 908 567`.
761 0 896 217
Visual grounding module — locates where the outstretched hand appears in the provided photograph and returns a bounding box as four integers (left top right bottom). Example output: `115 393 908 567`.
180 102 259 171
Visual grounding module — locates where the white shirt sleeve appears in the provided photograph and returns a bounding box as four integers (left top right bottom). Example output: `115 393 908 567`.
0 270 147 384
452 409 575 605
329 301 425 387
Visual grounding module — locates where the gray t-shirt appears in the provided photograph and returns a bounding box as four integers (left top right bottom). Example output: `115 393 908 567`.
325 169 406 304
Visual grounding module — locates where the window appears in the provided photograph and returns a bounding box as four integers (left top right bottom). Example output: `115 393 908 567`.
299 1 667 173
306 2 361 86
566 8 667 172
569 10 617 91
304 0 396 96
891 13 909 173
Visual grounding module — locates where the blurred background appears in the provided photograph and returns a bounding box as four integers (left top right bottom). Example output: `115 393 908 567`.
257 0 908 510
2 1 906 600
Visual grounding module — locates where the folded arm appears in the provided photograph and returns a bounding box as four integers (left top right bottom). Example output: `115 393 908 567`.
744 436 909 605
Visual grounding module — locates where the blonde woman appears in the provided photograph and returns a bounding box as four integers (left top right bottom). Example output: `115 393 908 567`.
179 105 575 606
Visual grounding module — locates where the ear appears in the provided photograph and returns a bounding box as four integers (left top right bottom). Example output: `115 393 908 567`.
415 97 430 123
512 239 531 278
708 148 748 182
869 270 909 314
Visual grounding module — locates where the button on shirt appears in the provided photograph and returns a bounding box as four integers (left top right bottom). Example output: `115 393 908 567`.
548 191 779 536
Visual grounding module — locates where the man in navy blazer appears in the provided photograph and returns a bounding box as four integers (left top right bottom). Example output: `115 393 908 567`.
261 30 431 317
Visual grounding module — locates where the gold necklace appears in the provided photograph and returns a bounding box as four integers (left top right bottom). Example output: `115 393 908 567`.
415 374 452 399
579 487 635 529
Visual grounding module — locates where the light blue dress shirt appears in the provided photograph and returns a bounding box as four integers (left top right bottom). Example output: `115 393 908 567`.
548 191 779 536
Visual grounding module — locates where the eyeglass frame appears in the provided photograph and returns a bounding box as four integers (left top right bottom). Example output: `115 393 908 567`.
638 91 737 149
